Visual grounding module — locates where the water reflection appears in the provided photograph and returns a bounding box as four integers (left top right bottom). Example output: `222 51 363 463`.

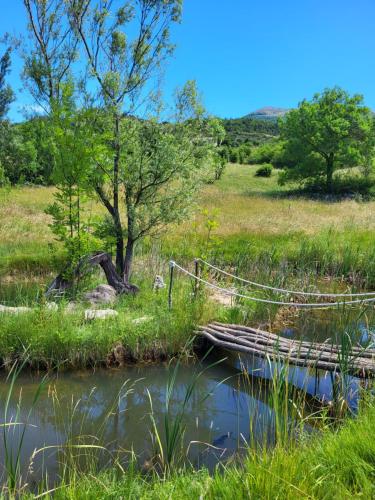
0 361 283 487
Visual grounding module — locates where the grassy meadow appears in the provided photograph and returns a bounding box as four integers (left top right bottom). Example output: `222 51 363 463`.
2 164 375 278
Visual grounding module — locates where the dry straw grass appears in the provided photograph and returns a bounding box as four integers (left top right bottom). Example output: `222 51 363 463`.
1 164 375 276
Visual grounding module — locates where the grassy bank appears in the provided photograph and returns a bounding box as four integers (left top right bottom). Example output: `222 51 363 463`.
20 398 374 499
0 284 219 369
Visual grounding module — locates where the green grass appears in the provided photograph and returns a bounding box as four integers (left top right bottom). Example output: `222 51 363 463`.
2 165 375 281
21 398 375 499
2 164 375 366
0 283 218 369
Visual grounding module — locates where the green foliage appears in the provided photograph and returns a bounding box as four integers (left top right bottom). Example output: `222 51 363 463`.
16 117 57 183
222 116 279 147
45 84 102 269
280 87 375 193
0 280 210 369
255 164 273 177
224 140 291 168
0 47 14 120
0 117 57 186
0 121 39 185
213 152 227 180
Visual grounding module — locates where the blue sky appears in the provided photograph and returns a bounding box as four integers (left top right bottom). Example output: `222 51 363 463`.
1 0 375 121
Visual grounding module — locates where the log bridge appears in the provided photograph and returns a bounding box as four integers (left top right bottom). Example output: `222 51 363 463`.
198 322 375 378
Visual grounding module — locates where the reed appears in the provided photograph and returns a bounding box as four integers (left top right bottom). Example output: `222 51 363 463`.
147 349 224 474
1 357 47 497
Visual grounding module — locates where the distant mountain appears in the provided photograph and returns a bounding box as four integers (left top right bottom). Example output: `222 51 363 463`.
244 106 289 121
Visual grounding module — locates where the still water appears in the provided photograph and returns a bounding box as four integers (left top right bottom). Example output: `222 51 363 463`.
0 359 287 487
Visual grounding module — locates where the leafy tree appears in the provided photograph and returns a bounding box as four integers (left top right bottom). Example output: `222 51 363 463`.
90 81 219 280
0 123 38 184
279 87 373 193
17 117 56 183
24 0 220 289
45 84 100 268
66 0 185 282
0 48 14 119
214 154 227 181
22 0 78 110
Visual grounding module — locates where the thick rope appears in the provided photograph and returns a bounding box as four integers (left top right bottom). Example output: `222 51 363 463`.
172 261 375 309
196 258 375 298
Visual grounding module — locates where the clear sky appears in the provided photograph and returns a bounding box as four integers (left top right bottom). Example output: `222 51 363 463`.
1 0 375 121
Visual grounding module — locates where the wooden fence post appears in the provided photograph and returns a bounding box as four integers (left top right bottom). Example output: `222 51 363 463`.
168 261 175 310
194 258 200 298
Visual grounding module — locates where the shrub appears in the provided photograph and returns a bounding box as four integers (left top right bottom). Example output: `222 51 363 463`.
255 164 273 177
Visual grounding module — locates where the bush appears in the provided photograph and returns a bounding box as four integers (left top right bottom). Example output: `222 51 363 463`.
255 164 273 177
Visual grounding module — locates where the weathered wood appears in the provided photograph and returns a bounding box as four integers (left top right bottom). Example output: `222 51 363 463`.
201 327 370 369
212 322 372 356
46 251 139 298
206 323 375 359
198 322 375 378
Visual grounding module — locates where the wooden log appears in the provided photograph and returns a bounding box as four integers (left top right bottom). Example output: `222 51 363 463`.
46 251 139 298
200 329 372 377
198 323 375 377
212 322 375 357
204 324 375 360
201 327 371 370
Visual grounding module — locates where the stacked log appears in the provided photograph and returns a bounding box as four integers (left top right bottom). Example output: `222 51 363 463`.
198 322 375 378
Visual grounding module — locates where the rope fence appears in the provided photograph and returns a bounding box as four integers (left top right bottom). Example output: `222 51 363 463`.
196 258 375 298
169 260 375 309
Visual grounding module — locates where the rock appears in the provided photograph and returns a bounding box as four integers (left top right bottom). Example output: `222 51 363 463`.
84 284 117 305
132 316 152 325
0 305 32 314
153 275 166 291
65 302 78 313
46 302 58 311
84 309 118 321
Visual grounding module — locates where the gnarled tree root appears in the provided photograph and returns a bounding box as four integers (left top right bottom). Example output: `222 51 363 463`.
46 251 139 298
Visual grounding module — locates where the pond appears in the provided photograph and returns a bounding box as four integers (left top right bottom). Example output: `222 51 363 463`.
0 357 314 489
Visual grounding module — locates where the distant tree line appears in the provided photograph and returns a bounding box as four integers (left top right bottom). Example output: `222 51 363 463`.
222 116 279 147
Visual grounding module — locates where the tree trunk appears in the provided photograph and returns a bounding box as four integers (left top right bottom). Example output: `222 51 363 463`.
46 251 138 298
113 111 124 276
326 154 334 194
123 238 134 284
124 193 136 284
114 215 124 276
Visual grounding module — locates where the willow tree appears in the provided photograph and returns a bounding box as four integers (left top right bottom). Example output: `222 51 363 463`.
24 0 221 290
67 0 184 281
94 81 220 280
23 0 78 111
